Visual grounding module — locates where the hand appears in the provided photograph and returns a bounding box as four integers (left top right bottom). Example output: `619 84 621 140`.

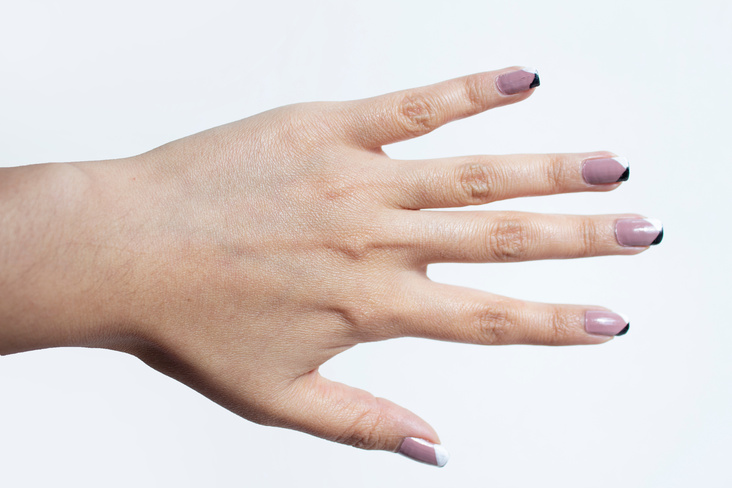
1 66 662 467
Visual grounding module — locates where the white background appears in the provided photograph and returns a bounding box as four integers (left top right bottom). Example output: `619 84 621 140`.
1 0 730 486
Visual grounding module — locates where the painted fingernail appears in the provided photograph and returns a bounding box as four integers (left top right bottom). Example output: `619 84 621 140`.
496 67 540 95
585 311 630 336
582 156 630 185
615 218 664 247
398 437 450 467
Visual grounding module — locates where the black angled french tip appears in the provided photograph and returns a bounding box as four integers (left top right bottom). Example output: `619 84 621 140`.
615 324 630 336
617 166 630 182
651 228 664 245
530 73 540 89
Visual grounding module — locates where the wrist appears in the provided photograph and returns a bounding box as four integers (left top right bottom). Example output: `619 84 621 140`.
0 160 137 355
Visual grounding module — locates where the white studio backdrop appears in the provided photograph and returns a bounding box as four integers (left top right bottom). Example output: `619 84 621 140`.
1 0 730 486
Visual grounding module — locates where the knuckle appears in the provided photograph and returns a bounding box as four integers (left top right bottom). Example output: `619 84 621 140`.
322 213 399 263
396 93 441 138
327 276 404 342
319 176 358 204
272 102 342 149
455 162 496 204
488 217 530 262
546 306 575 344
334 406 386 451
275 102 319 133
463 76 486 114
473 304 513 344
331 296 380 334
544 154 569 192
577 217 600 256
330 229 376 261
319 213 380 262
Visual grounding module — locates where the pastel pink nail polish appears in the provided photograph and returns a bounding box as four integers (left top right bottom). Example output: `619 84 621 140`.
496 67 540 95
582 157 630 185
585 311 630 336
398 437 450 467
615 218 664 247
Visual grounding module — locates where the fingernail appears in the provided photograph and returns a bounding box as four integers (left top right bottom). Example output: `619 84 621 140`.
496 67 540 95
615 218 664 247
398 437 450 467
585 311 630 336
582 156 630 185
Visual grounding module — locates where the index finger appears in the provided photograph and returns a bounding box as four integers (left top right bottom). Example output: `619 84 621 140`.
342 66 540 149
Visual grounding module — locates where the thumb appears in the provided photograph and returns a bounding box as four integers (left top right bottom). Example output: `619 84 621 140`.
278 371 450 467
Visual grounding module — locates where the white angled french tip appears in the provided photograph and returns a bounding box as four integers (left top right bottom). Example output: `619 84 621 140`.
645 218 663 232
618 312 631 325
398 437 450 467
434 444 450 467
521 67 539 75
611 156 630 168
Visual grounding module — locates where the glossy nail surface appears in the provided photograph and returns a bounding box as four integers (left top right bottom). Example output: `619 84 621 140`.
398 437 450 467
582 157 630 185
616 218 664 247
585 311 630 336
496 68 540 95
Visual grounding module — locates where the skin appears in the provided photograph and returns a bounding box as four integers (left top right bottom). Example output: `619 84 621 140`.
0 66 650 454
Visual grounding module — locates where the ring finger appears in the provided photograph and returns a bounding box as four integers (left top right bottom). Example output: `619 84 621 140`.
387 151 629 209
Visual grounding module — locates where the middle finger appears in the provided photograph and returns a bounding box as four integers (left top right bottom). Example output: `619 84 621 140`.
404 211 663 265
